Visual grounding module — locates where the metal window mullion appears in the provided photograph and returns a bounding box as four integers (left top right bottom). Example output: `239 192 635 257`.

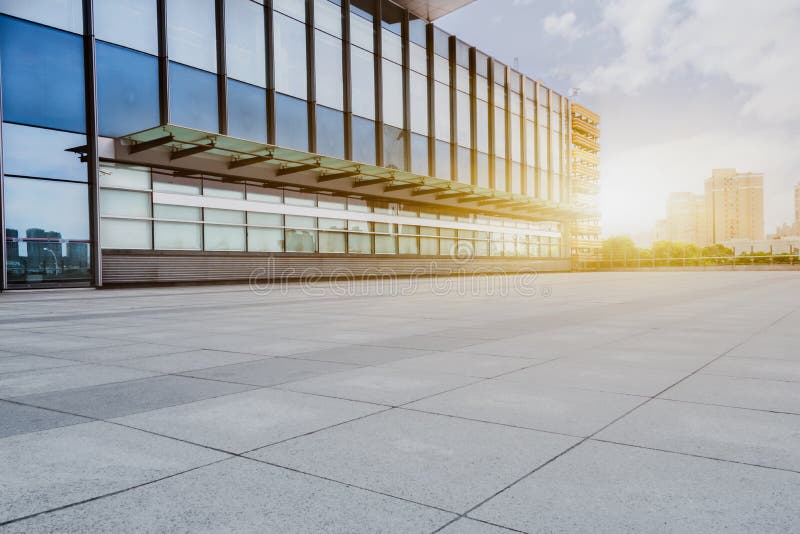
425 23 435 177
546 88 552 201
373 0 383 166
401 9 410 172
342 0 353 160
306 0 316 153
533 81 540 199
504 67 511 193
468 47 477 187
448 36 456 181
157 0 169 124
83 0 102 287
216 0 228 134
519 76 527 196
265 0 276 143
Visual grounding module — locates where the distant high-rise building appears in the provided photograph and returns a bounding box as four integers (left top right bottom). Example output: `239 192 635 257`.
570 104 601 259
704 169 764 243
658 192 708 245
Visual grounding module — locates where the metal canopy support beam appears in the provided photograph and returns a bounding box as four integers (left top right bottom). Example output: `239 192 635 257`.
411 187 449 196
384 182 421 192
477 198 513 206
228 155 273 169
457 195 491 204
317 170 360 183
276 163 320 176
170 143 215 160
353 177 393 188
436 191 471 200
129 135 174 154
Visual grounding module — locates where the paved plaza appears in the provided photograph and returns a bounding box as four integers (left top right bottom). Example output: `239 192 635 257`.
0 271 799 532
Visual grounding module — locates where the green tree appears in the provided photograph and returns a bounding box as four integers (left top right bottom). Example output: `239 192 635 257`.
601 237 637 262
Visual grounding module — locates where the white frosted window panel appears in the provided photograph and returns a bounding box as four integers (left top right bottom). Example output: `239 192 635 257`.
155 221 202 249
0 0 82 33
205 225 245 250
99 164 151 189
101 219 152 249
95 0 158 54
100 189 151 218
225 0 266 87
167 0 217 72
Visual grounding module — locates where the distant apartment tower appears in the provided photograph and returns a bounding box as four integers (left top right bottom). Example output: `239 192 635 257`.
570 104 601 258
657 193 708 245
705 169 764 243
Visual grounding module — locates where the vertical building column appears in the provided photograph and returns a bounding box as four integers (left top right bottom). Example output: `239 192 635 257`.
0 52 6 290
82 0 102 287
468 47 477 187
533 81 540 199
447 36 457 181
264 0 276 144
306 0 317 153
401 9 411 172
425 23 435 177
157 0 170 124
486 58 495 190
519 76 528 196
373 0 383 166
503 66 511 192
546 88 552 200
215 0 228 134
342 0 353 160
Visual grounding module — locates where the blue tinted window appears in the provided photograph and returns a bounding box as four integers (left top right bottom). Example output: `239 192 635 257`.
227 79 267 142
4 177 91 284
97 43 159 137
316 105 344 158
0 16 85 132
275 93 308 150
382 124 405 171
352 115 375 164
410 133 428 176
169 62 218 132
1 123 86 181
435 140 450 180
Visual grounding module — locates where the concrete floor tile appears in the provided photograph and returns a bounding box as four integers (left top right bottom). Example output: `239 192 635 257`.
470 441 800 533
182 357 357 387
279 366 479 405
0 421 226 523
251 409 578 512
1 458 455 533
112 388 384 453
702 356 800 382
285 345 433 366
0 364 157 398
437 518 520 533
0 354 77 374
118 349 271 373
660 374 800 414
13 375 256 419
380 351 538 378
53 343 194 363
0 400 90 439
408 379 644 437
598 399 800 471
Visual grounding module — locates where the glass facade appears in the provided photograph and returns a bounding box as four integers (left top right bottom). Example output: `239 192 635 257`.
0 0 572 288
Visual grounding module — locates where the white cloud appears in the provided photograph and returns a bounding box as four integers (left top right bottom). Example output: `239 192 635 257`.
543 11 582 41
580 0 800 124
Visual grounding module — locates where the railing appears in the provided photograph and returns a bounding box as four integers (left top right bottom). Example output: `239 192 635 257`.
574 253 800 271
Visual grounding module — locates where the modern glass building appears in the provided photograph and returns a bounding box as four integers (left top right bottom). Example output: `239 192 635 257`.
0 0 577 288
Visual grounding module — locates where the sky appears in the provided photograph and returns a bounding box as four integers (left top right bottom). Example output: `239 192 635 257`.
436 0 800 240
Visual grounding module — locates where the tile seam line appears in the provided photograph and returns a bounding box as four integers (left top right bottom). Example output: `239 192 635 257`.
450 302 800 526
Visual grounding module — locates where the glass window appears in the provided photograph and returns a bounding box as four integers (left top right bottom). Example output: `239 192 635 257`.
511 162 522 194
433 55 449 84
433 27 449 58
525 121 535 165
435 140 450 180
347 219 369 232
319 231 346 253
382 124 405 171
247 187 282 203
204 181 244 199
95 0 158 54
456 91 471 147
352 116 376 164
4 177 90 284
350 46 375 119
457 146 471 184
475 75 488 101
381 29 402 63
225 0 266 87
154 204 201 220
476 152 489 188
317 196 345 210
399 235 418 255
316 105 344 158
410 133 428 176
1 123 86 182
167 0 217 72
420 236 437 255
0 16 85 132
99 164 151 189
409 42 427 75
494 106 506 155
410 71 428 135
153 174 201 194
476 100 488 152
286 223 317 252
205 225 245 251
275 93 308 150
348 233 371 254
248 227 283 252
526 165 536 197
374 228 396 254
510 114 521 162
495 157 506 191
248 212 282 226
315 0 341 37
349 10 373 51
97 43 159 137
456 66 469 93
382 59 403 128
155 222 202 249
169 62 218 132
100 189 151 218
273 0 305 20
101 219 152 249
315 31 343 110
228 79 267 142
274 12 307 99
348 198 370 212
0 0 82 33
538 125 549 173
409 17 426 47
434 82 450 142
